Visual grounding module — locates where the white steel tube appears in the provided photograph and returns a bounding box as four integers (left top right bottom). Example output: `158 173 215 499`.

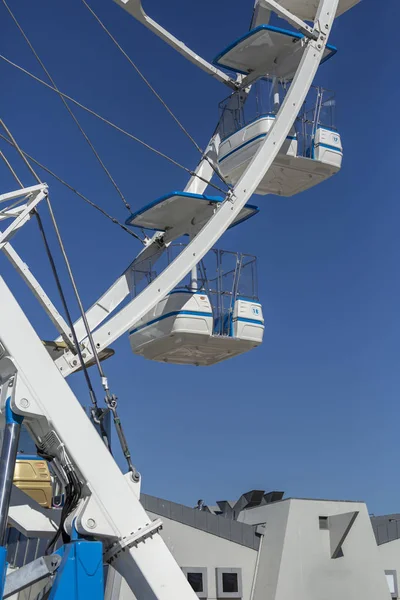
191 265 198 290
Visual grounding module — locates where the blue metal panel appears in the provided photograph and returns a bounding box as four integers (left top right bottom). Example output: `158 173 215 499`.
0 546 7 598
49 541 104 600
5 398 23 426
16 454 42 461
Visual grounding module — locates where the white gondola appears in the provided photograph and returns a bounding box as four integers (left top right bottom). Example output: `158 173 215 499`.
216 74 342 196
213 26 342 196
126 194 264 365
128 290 264 366
218 115 342 196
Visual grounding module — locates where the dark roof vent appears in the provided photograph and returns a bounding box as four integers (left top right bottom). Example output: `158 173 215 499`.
233 490 266 514
264 491 284 504
216 500 235 518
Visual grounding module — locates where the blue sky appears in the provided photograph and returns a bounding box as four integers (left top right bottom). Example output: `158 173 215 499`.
1 0 399 515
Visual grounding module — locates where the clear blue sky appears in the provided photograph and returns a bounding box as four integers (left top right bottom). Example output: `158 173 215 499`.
0 0 398 515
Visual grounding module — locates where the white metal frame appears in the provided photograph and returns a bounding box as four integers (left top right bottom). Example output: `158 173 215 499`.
58 132 224 346
0 184 73 346
112 0 238 89
0 185 47 249
56 0 338 377
0 0 346 598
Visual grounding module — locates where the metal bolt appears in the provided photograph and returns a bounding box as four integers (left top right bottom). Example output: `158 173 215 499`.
86 518 96 529
73 360 78 366
317 44 322 49
20 398 30 408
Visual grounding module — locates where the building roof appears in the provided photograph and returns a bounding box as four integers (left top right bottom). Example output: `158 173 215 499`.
371 514 400 545
143 490 398 550
141 493 260 550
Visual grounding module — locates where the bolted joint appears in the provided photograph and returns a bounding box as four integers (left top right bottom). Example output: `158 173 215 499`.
86 518 97 530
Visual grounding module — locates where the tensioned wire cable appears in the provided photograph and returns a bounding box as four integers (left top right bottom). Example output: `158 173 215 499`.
0 122 100 406
1 120 138 477
0 54 228 195
2 0 134 213
0 132 145 242
80 0 230 189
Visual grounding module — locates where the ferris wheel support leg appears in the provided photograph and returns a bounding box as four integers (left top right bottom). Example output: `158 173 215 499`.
0 277 198 600
59 0 339 377
0 395 23 599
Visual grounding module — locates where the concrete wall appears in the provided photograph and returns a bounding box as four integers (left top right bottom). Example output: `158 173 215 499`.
250 499 391 600
110 498 394 600
378 538 400 595
116 512 258 600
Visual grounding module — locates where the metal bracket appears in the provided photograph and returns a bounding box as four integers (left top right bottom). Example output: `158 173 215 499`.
3 554 61 598
0 189 47 250
259 0 320 39
113 0 237 89
104 519 163 563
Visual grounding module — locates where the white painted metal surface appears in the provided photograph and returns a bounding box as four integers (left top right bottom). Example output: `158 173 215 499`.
126 192 259 234
0 185 72 344
219 115 297 163
2 242 72 345
233 299 264 343
213 25 336 80
0 188 46 250
313 127 343 167
257 0 359 22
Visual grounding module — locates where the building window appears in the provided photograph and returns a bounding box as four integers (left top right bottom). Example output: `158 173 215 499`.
182 568 208 598
319 516 329 530
223 572 239 593
216 568 242 598
189 573 204 593
385 570 398 599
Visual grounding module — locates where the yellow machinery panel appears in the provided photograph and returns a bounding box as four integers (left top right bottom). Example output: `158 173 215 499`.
13 457 52 508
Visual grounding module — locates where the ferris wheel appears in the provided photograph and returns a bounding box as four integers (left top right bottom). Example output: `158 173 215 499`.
0 0 358 598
